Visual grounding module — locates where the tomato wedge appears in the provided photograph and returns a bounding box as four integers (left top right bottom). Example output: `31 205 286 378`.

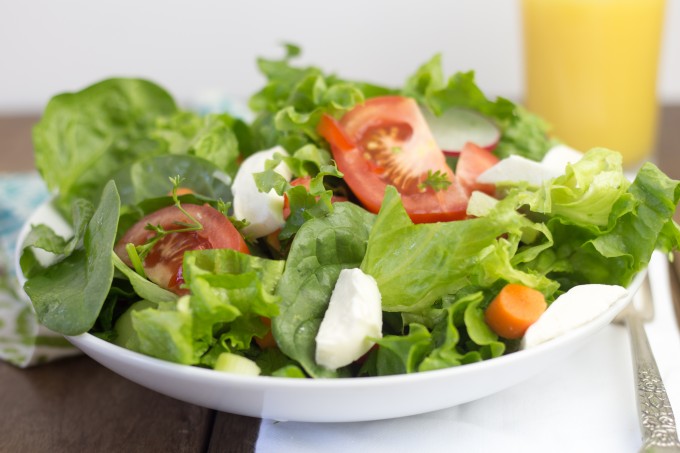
318 96 469 223
456 142 500 196
114 204 249 295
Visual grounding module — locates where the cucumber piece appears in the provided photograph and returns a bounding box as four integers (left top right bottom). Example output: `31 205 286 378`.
422 107 500 155
214 353 261 376
113 300 157 351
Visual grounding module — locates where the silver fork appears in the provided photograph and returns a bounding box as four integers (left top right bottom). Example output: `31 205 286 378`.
620 274 680 452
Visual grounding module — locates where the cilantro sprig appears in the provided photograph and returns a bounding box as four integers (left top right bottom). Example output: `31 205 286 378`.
418 170 452 192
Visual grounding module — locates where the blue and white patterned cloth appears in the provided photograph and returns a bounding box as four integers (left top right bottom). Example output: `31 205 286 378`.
0 173 77 367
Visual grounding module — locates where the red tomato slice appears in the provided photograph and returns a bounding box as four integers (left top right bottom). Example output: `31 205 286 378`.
456 142 500 196
114 204 249 295
318 96 469 223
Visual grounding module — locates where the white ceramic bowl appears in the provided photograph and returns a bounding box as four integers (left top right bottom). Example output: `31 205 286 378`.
15 201 645 422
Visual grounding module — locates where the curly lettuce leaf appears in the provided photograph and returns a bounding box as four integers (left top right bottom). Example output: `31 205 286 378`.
402 54 554 161
360 186 556 314
374 324 433 375
249 45 395 153
417 292 505 372
121 249 284 365
373 292 504 375
249 48 552 168
130 298 197 364
503 151 680 288
519 148 630 227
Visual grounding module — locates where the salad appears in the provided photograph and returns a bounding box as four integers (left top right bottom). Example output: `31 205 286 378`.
19 46 680 379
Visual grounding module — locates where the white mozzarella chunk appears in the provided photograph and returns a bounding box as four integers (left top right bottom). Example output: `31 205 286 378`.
541 144 583 172
232 146 292 238
475 144 583 189
477 155 562 186
523 284 628 348
315 268 383 371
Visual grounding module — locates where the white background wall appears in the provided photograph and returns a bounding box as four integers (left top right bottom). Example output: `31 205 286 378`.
1 0 678 113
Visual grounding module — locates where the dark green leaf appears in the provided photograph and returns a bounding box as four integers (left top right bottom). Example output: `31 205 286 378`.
24 181 121 335
272 202 375 378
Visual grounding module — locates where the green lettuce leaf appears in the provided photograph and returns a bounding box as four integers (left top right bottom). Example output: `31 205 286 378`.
360 186 554 313
116 154 234 207
131 298 196 364
374 324 433 375
417 292 504 373
111 253 177 303
523 148 630 227
121 249 284 366
401 54 554 161
248 45 395 153
503 151 680 288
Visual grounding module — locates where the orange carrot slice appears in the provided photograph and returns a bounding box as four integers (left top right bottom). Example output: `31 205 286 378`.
173 187 194 196
255 317 277 349
484 283 547 339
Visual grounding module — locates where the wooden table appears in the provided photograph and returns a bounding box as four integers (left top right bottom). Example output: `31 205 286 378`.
1 107 679 452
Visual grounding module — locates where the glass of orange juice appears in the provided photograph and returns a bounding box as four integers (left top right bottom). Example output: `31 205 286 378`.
521 0 666 168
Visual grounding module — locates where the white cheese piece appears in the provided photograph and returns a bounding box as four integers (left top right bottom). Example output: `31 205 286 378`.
232 146 292 238
476 144 582 188
523 284 628 348
477 155 562 186
315 268 383 371
541 144 583 173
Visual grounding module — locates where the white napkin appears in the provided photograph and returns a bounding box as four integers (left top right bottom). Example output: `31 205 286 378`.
256 252 680 453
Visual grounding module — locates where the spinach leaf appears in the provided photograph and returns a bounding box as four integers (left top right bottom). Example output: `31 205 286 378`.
272 202 375 378
33 78 242 218
112 254 177 303
118 154 233 206
33 79 177 212
19 199 93 277
23 181 121 335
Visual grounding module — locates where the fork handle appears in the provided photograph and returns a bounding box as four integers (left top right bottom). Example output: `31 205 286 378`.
626 313 680 452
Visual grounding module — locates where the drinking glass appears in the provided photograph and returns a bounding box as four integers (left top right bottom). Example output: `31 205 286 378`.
521 0 666 168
